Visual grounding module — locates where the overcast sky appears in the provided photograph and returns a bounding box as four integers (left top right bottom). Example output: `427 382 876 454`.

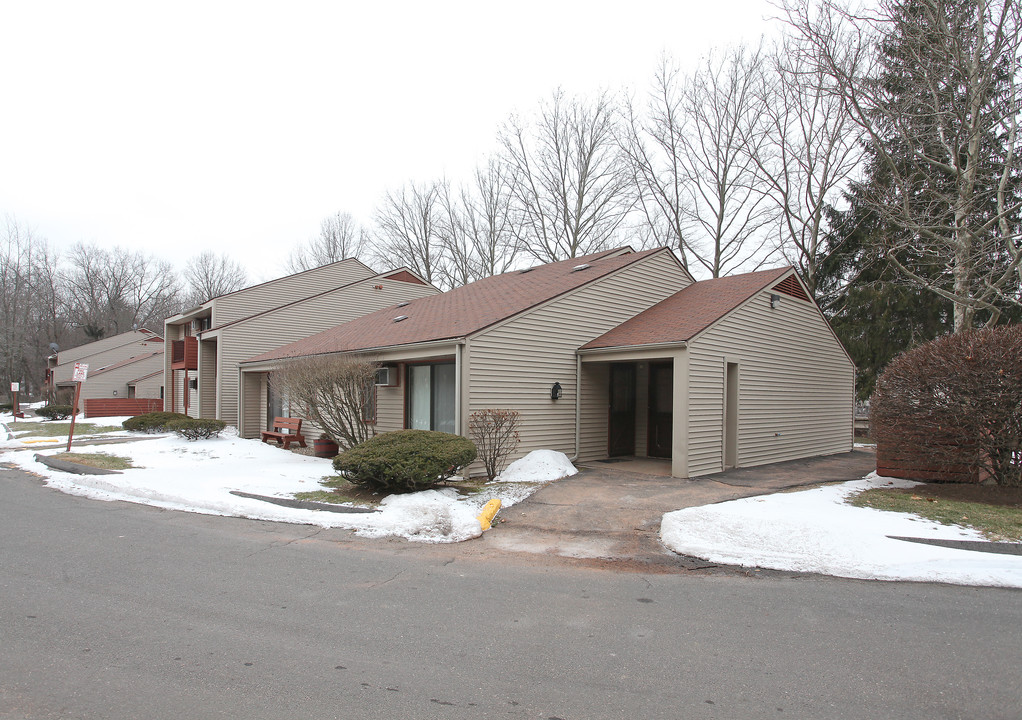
2 0 781 283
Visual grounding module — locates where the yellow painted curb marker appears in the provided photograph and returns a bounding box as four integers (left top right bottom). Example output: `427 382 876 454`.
477 499 501 531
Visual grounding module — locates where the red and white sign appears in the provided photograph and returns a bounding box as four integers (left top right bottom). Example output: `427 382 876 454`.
10 382 18 392
72 362 89 382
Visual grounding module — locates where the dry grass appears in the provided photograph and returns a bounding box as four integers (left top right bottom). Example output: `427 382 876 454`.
848 484 1022 542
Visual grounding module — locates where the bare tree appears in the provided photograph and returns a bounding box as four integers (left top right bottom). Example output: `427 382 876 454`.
269 353 378 451
750 36 864 295
680 45 778 277
183 251 248 306
286 212 370 273
374 180 446 287
0 219 45 396
622 57 694 270
781 0 1022 330
468 408 521 481
500 89 636 263
63 243 180 338
436 161 522 288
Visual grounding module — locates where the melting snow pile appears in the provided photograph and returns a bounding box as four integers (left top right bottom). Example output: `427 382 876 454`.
0 414 576 545
660 473 1022 588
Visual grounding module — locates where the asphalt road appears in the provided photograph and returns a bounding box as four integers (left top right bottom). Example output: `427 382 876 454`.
2 465 1020 720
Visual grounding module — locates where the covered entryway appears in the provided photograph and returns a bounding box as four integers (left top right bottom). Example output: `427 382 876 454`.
580 355 679 467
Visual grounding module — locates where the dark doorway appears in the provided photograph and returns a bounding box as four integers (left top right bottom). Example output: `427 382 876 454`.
647 362 673 458
608 363 636 456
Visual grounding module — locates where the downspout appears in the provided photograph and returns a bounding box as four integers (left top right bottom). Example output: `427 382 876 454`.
570 353 581 462
455 342 464 435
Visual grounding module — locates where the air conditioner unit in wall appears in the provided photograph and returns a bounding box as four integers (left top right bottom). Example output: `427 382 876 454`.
188 379 198 390
374 366 398 387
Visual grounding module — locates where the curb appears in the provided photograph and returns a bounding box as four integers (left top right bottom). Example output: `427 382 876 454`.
34 453 123 475
229 490 377 514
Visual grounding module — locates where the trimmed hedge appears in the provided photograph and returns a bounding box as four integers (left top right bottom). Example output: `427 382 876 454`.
166 418 227 441
333 430 477 492
122 412 189 433
38 404 76 420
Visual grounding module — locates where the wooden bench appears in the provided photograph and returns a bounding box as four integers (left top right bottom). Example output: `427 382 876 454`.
260 417 307 450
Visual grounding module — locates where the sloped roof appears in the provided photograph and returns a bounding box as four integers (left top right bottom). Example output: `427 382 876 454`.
207 266 435 333
245 247 671 363
580 266 794 350
91 351 165 376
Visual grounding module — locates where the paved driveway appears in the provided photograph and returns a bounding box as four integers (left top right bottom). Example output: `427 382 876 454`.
482 449 876 569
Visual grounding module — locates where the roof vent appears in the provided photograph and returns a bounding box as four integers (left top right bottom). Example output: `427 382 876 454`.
393 315 408 323
572 264 591 272
519 267 534 274
396 301 409 307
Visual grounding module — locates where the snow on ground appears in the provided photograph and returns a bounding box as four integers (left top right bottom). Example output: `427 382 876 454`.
0 412 571 543
661 473 1022 588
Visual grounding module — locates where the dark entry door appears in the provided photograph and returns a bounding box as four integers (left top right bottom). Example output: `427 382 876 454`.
608 363 636 456
648 362 673 458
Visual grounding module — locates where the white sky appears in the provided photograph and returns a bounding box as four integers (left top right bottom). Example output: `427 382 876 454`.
1 0 781 283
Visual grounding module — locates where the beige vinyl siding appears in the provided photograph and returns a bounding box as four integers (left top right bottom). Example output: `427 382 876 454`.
241 372 265 437
216 278 438 426
80 355 165 402
199 339 217 417
131 373 163 398
685 288 854 477
469 252 690 464
374 383 405 434
578 363 609 461
212 260 376 326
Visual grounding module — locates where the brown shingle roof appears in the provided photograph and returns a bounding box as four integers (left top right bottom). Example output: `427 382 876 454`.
580 266 794 350
245 248 671 363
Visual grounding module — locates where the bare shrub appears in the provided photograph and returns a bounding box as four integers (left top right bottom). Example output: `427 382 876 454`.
468 408 521 481
872 326 1022 486
269 354 378 452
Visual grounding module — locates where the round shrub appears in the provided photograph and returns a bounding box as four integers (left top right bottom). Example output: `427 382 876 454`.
333 430 477 492
166 417 227 441
38 404 76 420
872 325 1022 486
122 411 189 433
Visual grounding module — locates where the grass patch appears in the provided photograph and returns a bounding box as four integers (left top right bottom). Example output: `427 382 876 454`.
297 476 384 506
13 422 122 438
848 488 1022 542
55 452 136 470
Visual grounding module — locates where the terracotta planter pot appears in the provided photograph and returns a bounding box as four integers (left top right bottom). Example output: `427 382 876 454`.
313 438 339 458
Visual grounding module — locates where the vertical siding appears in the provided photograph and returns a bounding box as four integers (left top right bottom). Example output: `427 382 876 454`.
469 252 690 465
215 278 438 427
686 289 854 477
212 260 376 326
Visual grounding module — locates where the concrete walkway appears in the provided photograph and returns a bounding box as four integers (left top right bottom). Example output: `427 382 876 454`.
482 449 877 570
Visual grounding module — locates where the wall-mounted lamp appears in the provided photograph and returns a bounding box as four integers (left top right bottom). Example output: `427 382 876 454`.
770 293 781 309
550 382 563 400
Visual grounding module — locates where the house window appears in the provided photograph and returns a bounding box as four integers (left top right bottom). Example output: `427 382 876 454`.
361 380 377 424
406 361 455 433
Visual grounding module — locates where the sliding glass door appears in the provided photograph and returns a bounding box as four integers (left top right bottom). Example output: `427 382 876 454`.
407 362 456 433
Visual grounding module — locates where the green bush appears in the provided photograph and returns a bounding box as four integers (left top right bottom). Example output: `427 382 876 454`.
333 430 477 492
122 412 189 433
166 417 227 441
38 404 76 420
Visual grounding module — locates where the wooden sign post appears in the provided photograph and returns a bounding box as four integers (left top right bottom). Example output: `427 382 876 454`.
66 363 88 452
